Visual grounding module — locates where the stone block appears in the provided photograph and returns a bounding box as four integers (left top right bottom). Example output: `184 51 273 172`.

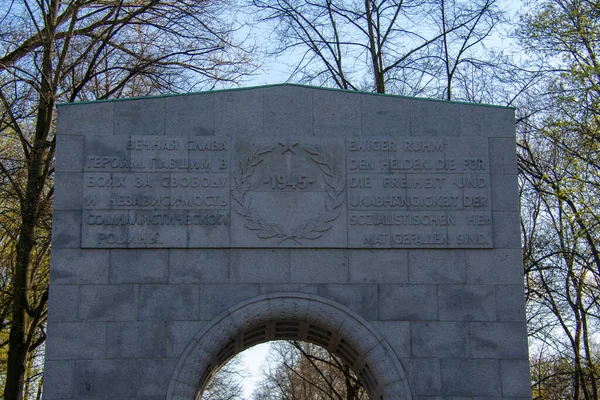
447 211 494 249
379 284 438 320
313 89 361 136
459 104 514 138
187 213 231 248
361 94 411 136
230 249 289 283
74 359 139 397
409 250 466 284
233 136 344 191
51 211 81 249
125 397 164 400
215 88 264 136
381 380 413 400
139 284 200 320
502 359 533 397
290 249 349 283
55 135 84 172
267 296 313 328
299 297 351 336
203 313 248 351
199 284 259 320
466 249 523 285
490 173 519 211
411 99 460 137
57 102 114 136
131 397 167 400
407 176 464 211
54 172 83 210
106 321 167 358
79 285 137 321
438 285 496 321
347 211 392 248
114 97 165 136
371 321 411 358
493 212 522 249
80 210 129 249
138 358 178 397
167 321 205 357
48 285 79 322
349 250 408 283
110 249 168 283
363 342 404 386
489 137 518 174
125 210 188 249
169 249 229 283
43 360 74 398
50 248 109 285
165 93 215 136
406 358 441 396
441 359 501 397
45 322 105 360
82 171 170 210
83 134 131 171
411 321 470 358
496 285 527 321
264 85 313 136
319 284 378 320
336 316 382 360
470 322 529 359
231 135 347 248
445 137 490 172
259 283 321 295
231 191 347 248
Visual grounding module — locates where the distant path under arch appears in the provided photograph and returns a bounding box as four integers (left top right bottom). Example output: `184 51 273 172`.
166 293 412 400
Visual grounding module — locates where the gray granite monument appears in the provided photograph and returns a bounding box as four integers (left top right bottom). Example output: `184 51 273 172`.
45 84 531 399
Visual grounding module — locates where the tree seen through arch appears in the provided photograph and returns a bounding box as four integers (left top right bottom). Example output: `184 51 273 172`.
201 340 368 400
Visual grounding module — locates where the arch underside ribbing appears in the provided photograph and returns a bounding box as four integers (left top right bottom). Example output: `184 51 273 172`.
166 293 412 400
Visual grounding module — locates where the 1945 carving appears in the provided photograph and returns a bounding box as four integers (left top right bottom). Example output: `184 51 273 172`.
232 143 345 244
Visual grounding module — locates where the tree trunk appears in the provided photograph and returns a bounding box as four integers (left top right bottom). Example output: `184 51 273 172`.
365 0 385 93
3 2 57 398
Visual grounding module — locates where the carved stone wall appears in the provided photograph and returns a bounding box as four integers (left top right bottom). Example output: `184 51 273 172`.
45 84 532 399
167 293 412 400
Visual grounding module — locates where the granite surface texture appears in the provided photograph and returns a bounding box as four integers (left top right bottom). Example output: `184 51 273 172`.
46 84 531 399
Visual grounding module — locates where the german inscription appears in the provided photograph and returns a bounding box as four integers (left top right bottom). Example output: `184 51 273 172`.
81 136 493 248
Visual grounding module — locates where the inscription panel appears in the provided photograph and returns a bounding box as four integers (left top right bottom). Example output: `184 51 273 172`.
346 137 492 248
80 136 492 248
82 136 231 248
229 137 347 247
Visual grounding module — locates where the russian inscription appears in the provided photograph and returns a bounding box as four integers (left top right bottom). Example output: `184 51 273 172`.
81 135 493 248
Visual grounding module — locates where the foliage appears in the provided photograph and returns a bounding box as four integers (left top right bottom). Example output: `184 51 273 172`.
200 355 246 400
0 1 254 399
0 0 599 398
531 354 600 399
250 0 505 99
252 341 367 400
517 0 600 398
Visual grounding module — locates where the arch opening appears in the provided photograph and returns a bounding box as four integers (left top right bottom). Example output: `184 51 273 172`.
167 293 412 400
201 322 373 399
201 339 370 399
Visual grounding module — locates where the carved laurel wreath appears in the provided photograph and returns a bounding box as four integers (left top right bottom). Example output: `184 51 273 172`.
232 143 345 244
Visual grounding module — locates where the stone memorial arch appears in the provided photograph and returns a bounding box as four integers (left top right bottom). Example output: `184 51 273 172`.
45 84 532 399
